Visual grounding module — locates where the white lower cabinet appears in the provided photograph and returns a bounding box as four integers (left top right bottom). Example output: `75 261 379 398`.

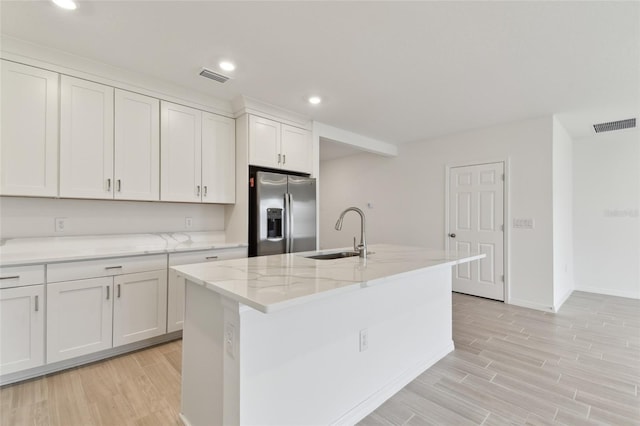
0 285 45 375
46 255 168 364
113 270 167 346
47 277 113 363
167 247 247 332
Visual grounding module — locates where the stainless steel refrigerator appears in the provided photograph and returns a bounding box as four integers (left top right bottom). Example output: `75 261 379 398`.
249 169 317 257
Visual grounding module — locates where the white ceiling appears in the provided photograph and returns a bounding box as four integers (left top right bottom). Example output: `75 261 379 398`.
1 1 638 144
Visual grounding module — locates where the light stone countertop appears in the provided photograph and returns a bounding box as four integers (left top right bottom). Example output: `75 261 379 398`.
172 244 485 313
0 231 247 266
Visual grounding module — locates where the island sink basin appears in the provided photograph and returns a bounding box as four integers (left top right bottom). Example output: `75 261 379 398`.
305 251 360 260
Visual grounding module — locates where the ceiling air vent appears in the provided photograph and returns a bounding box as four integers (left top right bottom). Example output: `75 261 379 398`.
199 68 230 83
593 118 636 133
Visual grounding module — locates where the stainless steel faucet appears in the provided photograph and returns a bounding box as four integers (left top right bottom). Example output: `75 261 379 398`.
335 207 367 258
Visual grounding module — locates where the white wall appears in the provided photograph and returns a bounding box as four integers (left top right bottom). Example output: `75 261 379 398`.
573 129 640 299
0 197 225 239
552 118 575 309
320 116 556 311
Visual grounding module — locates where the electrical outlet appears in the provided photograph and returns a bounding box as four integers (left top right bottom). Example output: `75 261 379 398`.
185 217 193 229
359 329 369 352
55 217 67 233
224 322 235 359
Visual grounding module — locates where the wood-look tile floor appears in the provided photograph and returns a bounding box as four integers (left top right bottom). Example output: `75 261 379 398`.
2 291 639 425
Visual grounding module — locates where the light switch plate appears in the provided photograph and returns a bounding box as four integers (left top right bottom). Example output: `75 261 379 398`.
513 218 535 229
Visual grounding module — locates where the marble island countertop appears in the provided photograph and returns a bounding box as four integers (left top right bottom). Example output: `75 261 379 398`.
0 232 247 266
172 244 485 313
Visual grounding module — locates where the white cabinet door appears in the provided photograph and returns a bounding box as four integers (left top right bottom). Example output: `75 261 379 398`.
281 124 312 173
60 76 114 199
114 89 160 201
0 61 59 197
160 101 202 202
0 285 45 375
202 112 235 204
113 270 167 347
47 277 113 363
249 115 280 169
167 247 247 332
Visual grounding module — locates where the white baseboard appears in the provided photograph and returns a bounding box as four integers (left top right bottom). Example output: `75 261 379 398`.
575 286 640 300
0 331 182 386
330 340 455 426
507 298 555 312
178 413 192 426
553 288 574 312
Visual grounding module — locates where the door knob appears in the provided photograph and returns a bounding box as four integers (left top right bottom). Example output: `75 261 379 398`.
448 233 456 238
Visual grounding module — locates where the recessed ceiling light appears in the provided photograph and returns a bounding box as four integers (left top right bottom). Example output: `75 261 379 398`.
52 0 77 10
308 96 322 105
219 61 236 72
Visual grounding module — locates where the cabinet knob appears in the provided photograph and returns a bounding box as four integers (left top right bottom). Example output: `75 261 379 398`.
278 153 281 164
106 178 112 192
196 185 201 196
448 233 456 238
283 154 286 164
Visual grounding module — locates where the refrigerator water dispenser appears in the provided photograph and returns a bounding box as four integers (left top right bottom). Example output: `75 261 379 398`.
266 208 283 239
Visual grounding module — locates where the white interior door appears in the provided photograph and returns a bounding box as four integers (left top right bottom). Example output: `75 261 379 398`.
449 162 505 301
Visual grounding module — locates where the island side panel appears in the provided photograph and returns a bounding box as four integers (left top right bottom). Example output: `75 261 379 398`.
238 266 453 425
180 280 240 426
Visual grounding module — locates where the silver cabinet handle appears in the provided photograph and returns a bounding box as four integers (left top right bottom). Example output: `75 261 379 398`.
283 154 286 164
106 286 110 300
205 256 218 260
35 295 39 312
117 284 121 298
117 179 122 192
197 185 201 197
105 266 123 270
278 153 281 164
0 275 20 280
107 178 111 192
204 186 208 197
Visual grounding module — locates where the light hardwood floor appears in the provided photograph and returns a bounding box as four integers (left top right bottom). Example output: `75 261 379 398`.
2 291 639 425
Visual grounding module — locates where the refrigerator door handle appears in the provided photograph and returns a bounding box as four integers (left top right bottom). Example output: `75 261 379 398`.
284 193 291 253
288 193 294 253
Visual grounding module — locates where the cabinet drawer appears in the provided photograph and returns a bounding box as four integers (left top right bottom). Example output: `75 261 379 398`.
47 254 167 283
0 265 45 289
169 247 247 266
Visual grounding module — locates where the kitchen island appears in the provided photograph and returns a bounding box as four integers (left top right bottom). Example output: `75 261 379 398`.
172 244 483 426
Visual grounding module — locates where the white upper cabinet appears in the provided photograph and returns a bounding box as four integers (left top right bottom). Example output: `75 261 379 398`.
60 76 115 199
160 101 202 202
0 61 59 197
248 115 312 173
249 115 281 169
161 102 235 203
281 124 313 173
114 89 160 201
202 112 236 203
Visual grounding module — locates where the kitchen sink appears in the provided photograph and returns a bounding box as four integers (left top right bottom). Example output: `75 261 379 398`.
305 251 361 260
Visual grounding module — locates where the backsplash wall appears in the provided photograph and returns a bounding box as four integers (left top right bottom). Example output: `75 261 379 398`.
0 197 225 239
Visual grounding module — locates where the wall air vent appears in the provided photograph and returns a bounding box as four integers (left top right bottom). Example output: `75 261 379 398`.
593 118 636 133
199 68 230 83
